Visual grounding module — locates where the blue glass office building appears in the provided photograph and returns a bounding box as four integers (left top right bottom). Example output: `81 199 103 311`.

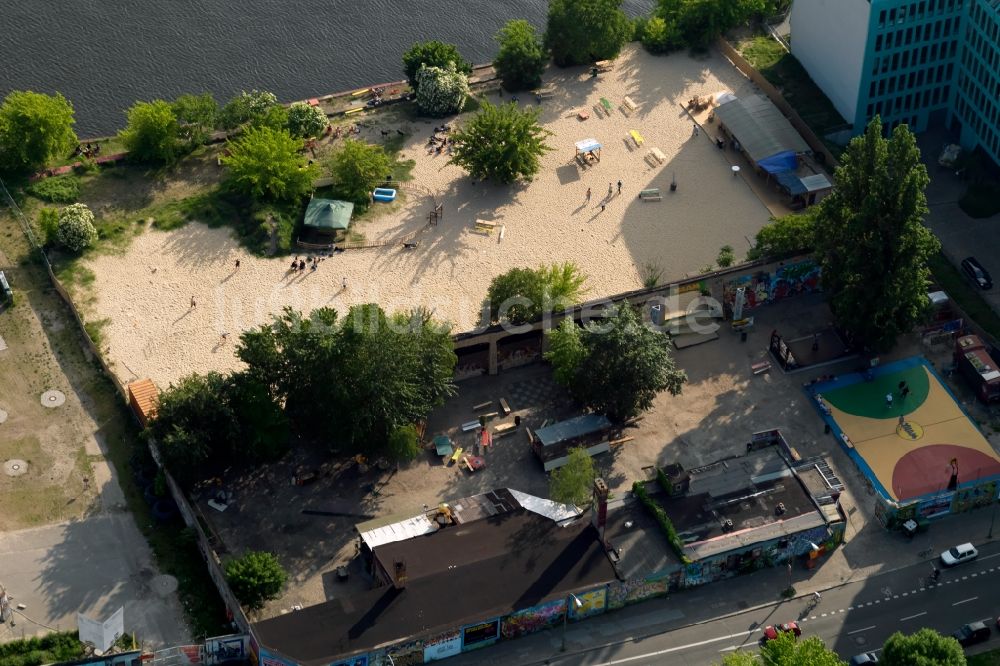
792 0 1000 165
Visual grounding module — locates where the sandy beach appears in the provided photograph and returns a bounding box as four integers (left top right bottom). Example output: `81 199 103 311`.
83 44 771 388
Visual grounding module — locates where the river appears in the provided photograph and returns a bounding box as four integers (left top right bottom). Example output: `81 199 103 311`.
1 0 654 137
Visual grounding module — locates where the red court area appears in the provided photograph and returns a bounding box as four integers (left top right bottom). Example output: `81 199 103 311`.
893 444 1000 500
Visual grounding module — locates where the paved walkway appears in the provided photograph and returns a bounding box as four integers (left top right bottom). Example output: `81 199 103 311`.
446 505 999 665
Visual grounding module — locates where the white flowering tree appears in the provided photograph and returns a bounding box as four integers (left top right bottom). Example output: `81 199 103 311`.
415 63 470 117
55 203 98 252
286 103 328 138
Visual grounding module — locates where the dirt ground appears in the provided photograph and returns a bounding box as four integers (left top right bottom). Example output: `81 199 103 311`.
204 290 1000 619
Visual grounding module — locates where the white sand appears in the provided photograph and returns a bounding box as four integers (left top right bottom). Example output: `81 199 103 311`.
84 45 771 388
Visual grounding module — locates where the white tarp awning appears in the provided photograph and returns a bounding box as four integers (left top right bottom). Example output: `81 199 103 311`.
358 514 436 549
714 90 738 106
575 138 602 153
509 488 583 524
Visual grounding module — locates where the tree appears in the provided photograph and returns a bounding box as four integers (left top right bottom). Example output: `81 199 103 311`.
55 203 98 252
119 100 182 164
494 20 549 91
545 0 632 67
816 116 939 351
449 101 553 183
486 262 588 325
637 16 681 54
219 89 279 129
225 551 287 611
547 304 687 421
745 209 818 260
286 102 328 139
221 126 316 201
549 448 597 505
0 91 77 173
545 318 586 385
327 139 394 208
386 425 421 464
717 245 736 268
402 40 472 88
415 63 470 117
171 93 218 147
718 633 846 666
653 0 768 51
882 628 966 666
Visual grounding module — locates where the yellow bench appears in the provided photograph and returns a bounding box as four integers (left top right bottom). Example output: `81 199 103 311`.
630 130 644 147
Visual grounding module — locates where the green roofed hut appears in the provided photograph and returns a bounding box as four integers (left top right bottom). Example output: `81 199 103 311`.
304 198 354 235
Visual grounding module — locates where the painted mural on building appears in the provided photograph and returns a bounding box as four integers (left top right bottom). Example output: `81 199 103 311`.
461 618 500 651
722 261 820 312
607 573 671 609
568 587 608 620
423 629 461 662
501 598 565 639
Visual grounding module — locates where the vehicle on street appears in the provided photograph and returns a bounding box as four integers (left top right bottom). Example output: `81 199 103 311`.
952 621 991 647
961 257 993 290
849 653 879 665
939 542 979 567
760 622 801 644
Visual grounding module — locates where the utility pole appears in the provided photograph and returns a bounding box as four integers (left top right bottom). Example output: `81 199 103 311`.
989 496 998 540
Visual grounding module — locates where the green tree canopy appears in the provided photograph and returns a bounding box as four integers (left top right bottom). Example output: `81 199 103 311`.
746 209 818 261
718 632 846 666
0 91 77 173
236 305 456 455
545 0 632 67
645 0 772 53
225 551 287 611
55 203 98 252
881 628 966 666
415 63 470 117
549 448 597 505
449 101 553 183
286 102 328 138
119 100 182 164
171 93 218 147
494 20 550 91
486 262 587 325
219 89 279 129
327 139 394 208
402 40 472 88
816 116 939 351
546 304 687 421
147 371 288 488
221 126 316 202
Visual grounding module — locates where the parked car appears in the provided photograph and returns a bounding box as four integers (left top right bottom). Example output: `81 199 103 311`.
961 257 993 290
849 653 879 665
952 621 991 647
940 542 979 567
760 622 801 644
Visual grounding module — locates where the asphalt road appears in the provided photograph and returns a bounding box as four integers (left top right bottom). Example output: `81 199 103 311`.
546 548 1000 665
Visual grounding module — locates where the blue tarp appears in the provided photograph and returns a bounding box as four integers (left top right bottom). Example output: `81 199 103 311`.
758 150 798 175
775 171 807 195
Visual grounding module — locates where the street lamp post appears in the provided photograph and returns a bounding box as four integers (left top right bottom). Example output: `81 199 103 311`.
989 496 998 540
560 593 584 652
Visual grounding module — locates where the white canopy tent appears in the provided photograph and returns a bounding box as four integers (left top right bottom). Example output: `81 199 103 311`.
575 138 602 161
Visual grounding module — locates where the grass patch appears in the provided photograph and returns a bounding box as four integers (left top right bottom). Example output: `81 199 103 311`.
84 317 111 348
0 436 74 529
27 174 81 203
928 251 1000 341
0 630 87 666
738 36 848 155
969 650 1000 666
959 182 1000 219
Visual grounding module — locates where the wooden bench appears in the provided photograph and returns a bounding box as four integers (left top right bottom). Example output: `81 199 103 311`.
639 188 661 201
648 147 666 164
623 96 637 112
751 361 772 375
474 219 496 234
494 423 517 437
629 130 644 147
472 400 492 412
600 97 613 113
595 60 614 72
499 398 511 416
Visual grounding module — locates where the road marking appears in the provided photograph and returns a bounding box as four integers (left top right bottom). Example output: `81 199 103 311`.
598 630 757 664
953 597 978 606
848 625 877 635
900 612 927 621
980 553 1000 561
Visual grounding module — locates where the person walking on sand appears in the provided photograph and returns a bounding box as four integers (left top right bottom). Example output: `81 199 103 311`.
601 203 606 213
607 182 613 197
234 259 240 270
221 332 229 345
617 180 622 195
190 296 196 308
586 187 591 202
342 276 348 291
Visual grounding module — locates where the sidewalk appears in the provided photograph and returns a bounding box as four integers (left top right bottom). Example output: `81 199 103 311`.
445 503 999 666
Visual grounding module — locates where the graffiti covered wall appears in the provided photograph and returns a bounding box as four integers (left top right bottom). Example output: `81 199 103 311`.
607 573 672 610
501 598 566 639
722 260 820 313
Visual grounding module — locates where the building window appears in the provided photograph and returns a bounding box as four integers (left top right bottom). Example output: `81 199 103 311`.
876 34 883 51
879 9 887 28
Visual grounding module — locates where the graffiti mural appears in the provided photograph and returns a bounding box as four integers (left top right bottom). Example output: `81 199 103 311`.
568 587 608 620
423 629 461 662
722 261 820 312
461 618 500 651
501 598 565 639
607 573 671 609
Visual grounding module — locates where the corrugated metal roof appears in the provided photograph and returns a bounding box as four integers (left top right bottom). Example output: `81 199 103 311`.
713 95 810 163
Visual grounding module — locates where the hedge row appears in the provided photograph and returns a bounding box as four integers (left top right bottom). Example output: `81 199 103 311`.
0 631 86 666
632 479 690 563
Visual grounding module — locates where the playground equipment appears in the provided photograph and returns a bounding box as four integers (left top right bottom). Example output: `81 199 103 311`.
372 187 396 202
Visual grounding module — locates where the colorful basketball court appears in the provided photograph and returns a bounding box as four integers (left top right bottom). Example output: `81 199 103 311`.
810 357 1000 503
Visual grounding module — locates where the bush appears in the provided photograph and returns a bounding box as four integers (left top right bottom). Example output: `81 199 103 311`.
286 102 328 139
36 207 60 246
386 424 421 463
494 20 549 91
55 203 98 252
403 40 472 88
717 245 736 268
219 90 279 130
119 100 182 164
225 550 287 611
415 63 470 117
327 139 394 208
632 480 689 562
486 262 587 324
449 101 553 183
27 174 80 203
0 631 85 666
